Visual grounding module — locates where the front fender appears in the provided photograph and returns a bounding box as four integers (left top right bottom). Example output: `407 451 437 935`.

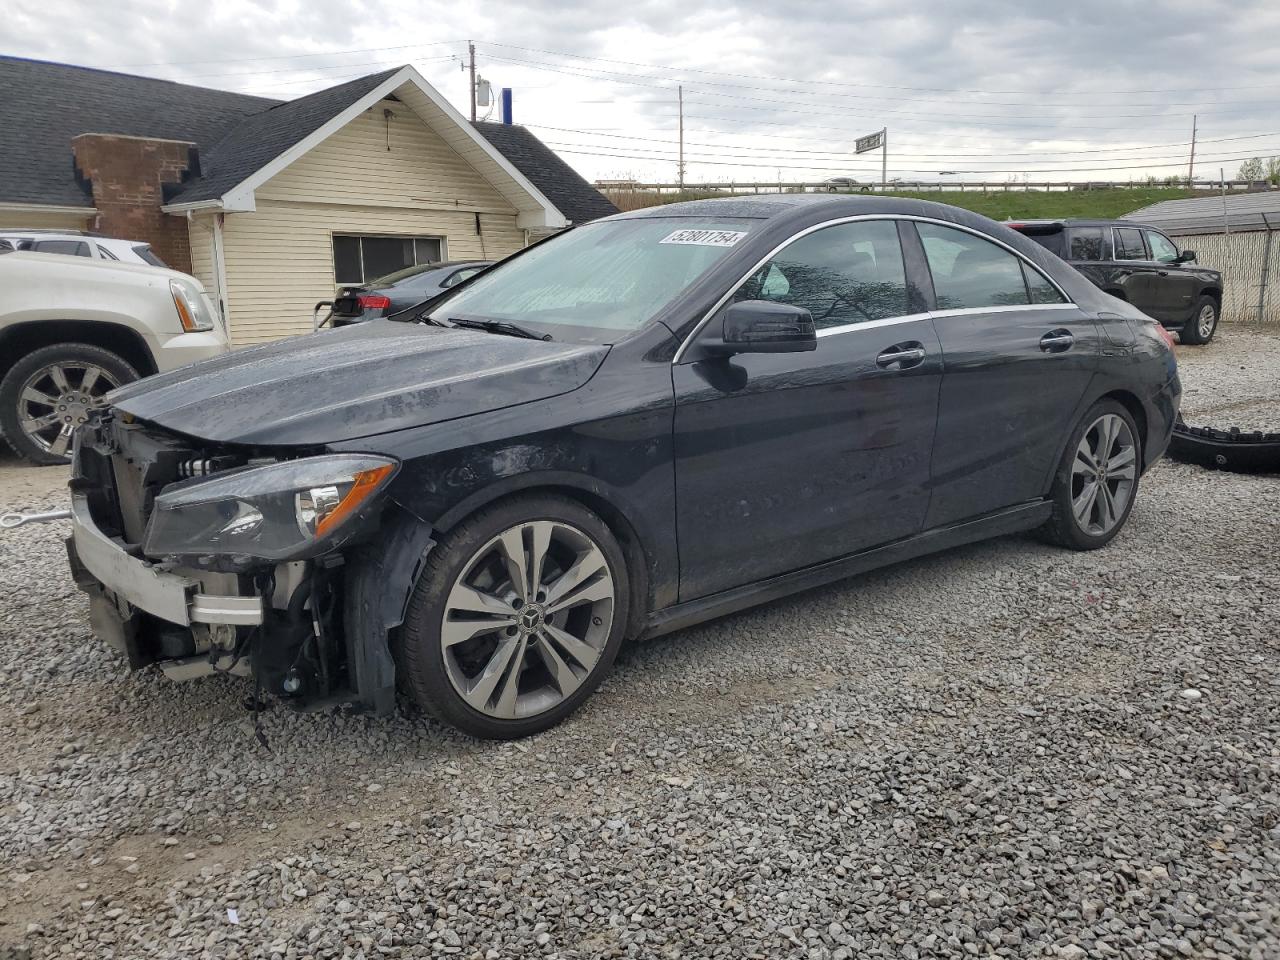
342 503 436 715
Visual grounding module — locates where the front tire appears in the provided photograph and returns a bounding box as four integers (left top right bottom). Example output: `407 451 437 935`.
396 495 630 739
1039 400 1142 551
0 343 138 465
1180 295 1218 345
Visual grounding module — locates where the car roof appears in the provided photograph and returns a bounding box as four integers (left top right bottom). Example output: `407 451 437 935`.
0 250 193 282
1006 218 1161 230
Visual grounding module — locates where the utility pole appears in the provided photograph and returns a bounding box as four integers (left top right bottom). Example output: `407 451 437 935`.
1187 114 1197 187
881 126 888 191
677 85 685 193
469 42 477 123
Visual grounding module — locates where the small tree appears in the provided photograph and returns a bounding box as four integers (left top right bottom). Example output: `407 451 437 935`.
1238 157 1265 181
1266 157 1280 185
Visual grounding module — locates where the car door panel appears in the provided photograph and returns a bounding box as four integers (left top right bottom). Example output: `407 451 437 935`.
1144 230 1198 322
672 217 941 602
909 220 1102 529
673 319 942 600
926 304 1101 528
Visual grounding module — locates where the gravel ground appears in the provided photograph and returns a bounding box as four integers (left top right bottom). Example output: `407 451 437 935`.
1 327 1278 959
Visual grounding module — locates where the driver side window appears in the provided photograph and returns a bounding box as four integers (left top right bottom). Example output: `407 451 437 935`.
734 220 910 330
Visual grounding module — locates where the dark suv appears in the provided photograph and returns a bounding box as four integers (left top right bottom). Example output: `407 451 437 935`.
1009 219 1222 344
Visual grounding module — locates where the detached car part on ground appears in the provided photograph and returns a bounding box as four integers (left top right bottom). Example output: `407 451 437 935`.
1168 419 1280 473
1009 219 1223 345
62 195 1180 739
0 251 229 464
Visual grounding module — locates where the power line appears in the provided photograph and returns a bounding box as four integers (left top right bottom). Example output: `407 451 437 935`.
479 50 1275 114
169 54 458 84
524 122 1280 161
477 40 1279 97
545 142 1280 175
480 54 1255 129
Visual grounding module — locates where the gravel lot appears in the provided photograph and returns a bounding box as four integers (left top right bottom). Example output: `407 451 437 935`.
1 327 1278 959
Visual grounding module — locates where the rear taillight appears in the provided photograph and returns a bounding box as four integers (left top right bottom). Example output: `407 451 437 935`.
1152 321 1176 349
357 294 392 310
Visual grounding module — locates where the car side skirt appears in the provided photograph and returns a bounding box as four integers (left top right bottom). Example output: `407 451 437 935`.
642 499 1053 640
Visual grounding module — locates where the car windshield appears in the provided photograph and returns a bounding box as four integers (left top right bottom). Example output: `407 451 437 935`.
426 218 758 342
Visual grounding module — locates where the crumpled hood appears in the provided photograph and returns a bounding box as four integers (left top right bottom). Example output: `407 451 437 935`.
109 321 608 446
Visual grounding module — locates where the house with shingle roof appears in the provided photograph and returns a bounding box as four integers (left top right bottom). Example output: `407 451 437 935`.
0 57 617 344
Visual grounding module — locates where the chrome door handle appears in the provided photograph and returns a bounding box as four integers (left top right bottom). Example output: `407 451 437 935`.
876 345 926 369
1039 330 1074 353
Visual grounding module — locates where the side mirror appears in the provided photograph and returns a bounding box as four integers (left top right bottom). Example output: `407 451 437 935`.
703 300 817 356
1176 249 1197 263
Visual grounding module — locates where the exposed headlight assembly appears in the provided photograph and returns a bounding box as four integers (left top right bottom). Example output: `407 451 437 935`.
143 454 397 566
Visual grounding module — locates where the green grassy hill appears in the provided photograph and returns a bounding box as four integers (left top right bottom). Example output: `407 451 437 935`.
880 187 1197 221
601 186 1198 221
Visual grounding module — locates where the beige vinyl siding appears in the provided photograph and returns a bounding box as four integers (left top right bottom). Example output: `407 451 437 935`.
0 207 94 230
218 100 526 346
257 100 517 215
186 216 216 295
221 201 524 345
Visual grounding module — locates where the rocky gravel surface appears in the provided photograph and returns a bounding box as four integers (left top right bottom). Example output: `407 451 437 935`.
1 328 1278 959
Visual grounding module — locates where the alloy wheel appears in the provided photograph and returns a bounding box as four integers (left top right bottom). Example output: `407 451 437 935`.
18 362 120 456
1071 413 1137 537
440 520 615 720
1197 303 1217 340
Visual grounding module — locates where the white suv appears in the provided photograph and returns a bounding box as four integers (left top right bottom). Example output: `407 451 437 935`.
0 230 167 267
0 251 229 464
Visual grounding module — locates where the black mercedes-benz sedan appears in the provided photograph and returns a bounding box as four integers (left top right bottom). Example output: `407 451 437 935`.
67 195 1181 739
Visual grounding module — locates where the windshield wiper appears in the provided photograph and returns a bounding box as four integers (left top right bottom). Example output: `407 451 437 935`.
448 317 552 341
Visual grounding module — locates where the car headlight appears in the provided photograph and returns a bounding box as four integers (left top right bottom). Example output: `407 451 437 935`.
143 455 397 565
170 279 216 333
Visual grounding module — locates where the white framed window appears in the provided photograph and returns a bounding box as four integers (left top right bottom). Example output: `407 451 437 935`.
332 234 445 285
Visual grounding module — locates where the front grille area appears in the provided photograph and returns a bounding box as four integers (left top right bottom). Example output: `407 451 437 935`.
74 413 229 548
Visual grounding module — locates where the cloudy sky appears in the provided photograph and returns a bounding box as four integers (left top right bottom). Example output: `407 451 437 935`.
4 0 1280 185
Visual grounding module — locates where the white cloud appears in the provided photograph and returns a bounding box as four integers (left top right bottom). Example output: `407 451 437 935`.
3 0 1278 184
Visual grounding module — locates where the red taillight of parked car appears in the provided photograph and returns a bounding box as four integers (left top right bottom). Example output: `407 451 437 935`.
1152 321 1176 349
357 294 392 310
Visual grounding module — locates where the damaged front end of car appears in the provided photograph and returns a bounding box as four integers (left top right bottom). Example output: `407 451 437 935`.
65 409 429 715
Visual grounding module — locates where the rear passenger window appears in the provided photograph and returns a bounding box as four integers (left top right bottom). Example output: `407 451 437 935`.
1113 228 1147 261
1022 263 1067 304
1067 228 1104 261
917 223 1030 309
31 239 91 257
735 219 911 329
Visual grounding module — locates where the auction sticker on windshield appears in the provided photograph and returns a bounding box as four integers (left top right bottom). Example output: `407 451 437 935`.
659 229 748 247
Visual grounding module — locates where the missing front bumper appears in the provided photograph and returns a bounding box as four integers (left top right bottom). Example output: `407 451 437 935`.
68 494 264 628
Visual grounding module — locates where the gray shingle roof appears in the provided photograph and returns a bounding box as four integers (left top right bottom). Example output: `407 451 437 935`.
472 121 618 224
0 57 614 226
0 56 278 208
1124 191 1280 235
168 68 400 204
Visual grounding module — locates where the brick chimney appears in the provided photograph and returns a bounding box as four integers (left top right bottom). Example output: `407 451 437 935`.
72 134 198 273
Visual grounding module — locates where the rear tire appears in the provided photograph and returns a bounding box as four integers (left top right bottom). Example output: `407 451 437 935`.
1039 400 1142 551
1180 295 1218 345
0 343 138 465
396 495 629 739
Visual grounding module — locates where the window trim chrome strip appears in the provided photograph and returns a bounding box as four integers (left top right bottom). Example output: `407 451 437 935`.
672 213 1074 364
815 312 933 338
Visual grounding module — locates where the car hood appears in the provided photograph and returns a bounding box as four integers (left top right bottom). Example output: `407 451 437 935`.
109 320 609 446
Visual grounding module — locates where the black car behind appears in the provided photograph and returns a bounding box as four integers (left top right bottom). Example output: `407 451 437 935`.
66 195 1180 739
331 260 493 326
1009 218 1223 344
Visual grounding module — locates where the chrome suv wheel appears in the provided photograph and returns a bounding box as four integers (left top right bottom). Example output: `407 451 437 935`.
397 495 629 739
0 343 138 465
